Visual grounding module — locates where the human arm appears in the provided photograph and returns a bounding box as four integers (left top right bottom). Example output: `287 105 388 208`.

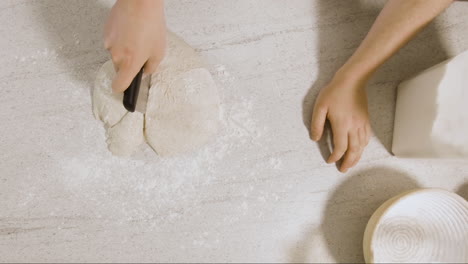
104 0 166 93
311 0 454 173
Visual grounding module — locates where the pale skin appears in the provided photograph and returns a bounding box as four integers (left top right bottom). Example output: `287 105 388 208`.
311 0 454 173
105 0 454 171
104 0 166 93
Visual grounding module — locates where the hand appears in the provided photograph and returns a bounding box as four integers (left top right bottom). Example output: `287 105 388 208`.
104 0 166 93
311 73 372 173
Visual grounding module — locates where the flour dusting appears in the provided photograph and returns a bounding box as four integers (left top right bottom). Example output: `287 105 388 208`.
38 64 281 228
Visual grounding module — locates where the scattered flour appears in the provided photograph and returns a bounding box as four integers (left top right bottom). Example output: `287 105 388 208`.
15 48 60 62
23 63 286 232
34 66 281 225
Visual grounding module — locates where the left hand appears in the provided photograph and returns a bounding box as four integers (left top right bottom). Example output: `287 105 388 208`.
310 72 372 173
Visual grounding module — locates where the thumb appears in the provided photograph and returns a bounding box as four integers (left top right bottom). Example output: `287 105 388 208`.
112 62 142 93
311 104 327 141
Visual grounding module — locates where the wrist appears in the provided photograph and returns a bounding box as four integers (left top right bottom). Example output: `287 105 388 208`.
335 61 375 85
118 0 164 12
330 64 373 92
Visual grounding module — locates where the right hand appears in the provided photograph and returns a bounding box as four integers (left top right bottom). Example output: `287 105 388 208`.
104 0 166 93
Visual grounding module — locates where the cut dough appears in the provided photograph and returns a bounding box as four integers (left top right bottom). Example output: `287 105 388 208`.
92 31 220 156
107 112 144 156
93 61 145 156
145 33 220 156
93 60 129 127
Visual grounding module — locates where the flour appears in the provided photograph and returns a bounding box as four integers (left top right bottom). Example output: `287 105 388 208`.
48 61 272 226
15 48 60 63
31 40 287 233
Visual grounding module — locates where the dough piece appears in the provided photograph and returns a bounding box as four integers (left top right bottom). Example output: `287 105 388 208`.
93 61 145 156
107 112 144 156
146 68 220 156
92 31 220 156
145 32 220 156
92 61 128 127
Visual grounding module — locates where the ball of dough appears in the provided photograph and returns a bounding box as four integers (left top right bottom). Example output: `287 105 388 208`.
92 31 220 157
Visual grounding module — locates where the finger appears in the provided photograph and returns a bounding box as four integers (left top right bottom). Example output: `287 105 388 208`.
104 40 111 50
112 59 143 93
310 104 328 141
351 130 365 168
327 119 348 163
103 29 112 50
350 146 363 168
103 21 113 50
352 127 366 168
365 124 372 146
108 48 123 72
143 56 162 76
340 131 361 173
358 127 366 148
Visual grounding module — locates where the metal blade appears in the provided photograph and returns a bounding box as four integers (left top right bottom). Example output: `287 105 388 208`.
135 74 150 113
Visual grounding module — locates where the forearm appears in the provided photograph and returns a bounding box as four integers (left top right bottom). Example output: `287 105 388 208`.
115 0 164 16
337 0 453 82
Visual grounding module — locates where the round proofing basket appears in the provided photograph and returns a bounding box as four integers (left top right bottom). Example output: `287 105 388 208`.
363 188 468 263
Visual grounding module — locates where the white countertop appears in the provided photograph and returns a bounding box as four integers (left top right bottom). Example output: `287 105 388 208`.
1 0 467 262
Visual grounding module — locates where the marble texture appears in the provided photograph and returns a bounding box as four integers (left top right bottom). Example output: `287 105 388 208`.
0 0 467 262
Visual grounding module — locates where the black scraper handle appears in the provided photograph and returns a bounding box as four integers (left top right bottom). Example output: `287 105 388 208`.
123 67 144 112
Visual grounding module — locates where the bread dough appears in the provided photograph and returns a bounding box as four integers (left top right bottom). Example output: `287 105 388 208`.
107 112 145 156
93 61 145 156
92 31 220 156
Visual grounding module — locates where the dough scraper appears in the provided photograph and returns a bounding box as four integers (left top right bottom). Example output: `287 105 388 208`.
123 67 150 113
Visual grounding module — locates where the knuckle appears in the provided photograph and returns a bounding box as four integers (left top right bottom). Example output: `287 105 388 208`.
144 65 157 74
348 148 358 154
110 51 121 63
311 124 322 132
335 147 346 155
341 119 353 129
124 55 136 67
147 58 161 68
153 53 165 63
122 46 134 58
348 145 361 153
314 104 327 114
317 105 327 112
118 48 137 67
